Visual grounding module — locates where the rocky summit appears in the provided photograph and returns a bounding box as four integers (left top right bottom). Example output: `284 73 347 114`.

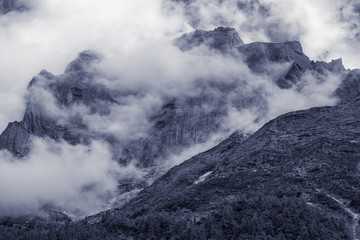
174 27 244 52
0 25 360 239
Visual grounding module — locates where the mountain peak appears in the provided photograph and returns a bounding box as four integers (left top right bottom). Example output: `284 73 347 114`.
64 50 101 74
175 26 244 51
284 40 304 55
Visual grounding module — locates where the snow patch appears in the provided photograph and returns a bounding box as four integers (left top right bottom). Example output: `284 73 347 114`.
194 171 213 184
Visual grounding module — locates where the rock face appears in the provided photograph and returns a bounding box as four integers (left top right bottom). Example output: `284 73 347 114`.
133 99 226 167
0 51 107 157
310 58 346 74
0 121 30 156
175 27 244 52
237 41 312 88
336 69 360 102
175 29 348 89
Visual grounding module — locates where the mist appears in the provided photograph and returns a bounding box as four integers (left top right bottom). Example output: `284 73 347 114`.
0 0 357 218
0 138 118 218
170 0 360 69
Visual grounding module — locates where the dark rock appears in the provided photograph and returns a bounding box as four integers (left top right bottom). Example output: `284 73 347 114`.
64 50 100 74
0 121 30 157
0 50 112 157
335 69 360 102
237 41 311 88
310 58 346 74
136 102 226 167
175 27 244 52
175 27 317 88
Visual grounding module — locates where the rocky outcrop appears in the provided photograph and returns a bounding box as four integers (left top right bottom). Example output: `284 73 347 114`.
0 121 30 156
175 27 244 52
237 41 312 88
336 69 360 103
310 58 346 74
134 99 227 167
0 51 109 156
176 28 345 89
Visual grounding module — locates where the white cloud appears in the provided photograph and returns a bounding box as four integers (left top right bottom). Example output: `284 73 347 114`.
0 0 187 132
0 138 124 218
172 0 360 69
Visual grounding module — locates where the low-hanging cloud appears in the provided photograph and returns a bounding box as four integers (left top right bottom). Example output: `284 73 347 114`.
0 0 356 131
0 0 188 132
169 0 360 69
0 137 132 218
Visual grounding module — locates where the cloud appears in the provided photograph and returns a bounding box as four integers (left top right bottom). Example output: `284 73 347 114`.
0 137 126 218
0 0 354 133
170 0 360 69
0 0 187 132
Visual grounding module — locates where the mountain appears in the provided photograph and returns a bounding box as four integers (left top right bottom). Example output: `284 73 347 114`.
174 27 244 52
0 51 111 157
0 27 347 164
0 27 353 211
2 65 359 239
0 26 359 239
62 79 360 240
114 96 360 239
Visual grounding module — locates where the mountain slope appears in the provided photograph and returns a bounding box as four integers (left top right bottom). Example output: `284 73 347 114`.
93 93 360 239
4 80 359 239
127 97 360 213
